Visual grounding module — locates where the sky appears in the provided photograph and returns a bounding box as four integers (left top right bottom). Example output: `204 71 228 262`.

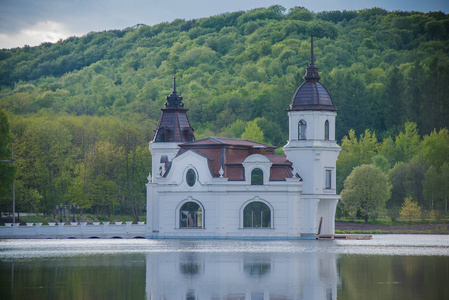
0 0 448 49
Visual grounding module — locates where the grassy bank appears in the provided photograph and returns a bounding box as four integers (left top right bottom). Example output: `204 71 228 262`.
335 218 449 234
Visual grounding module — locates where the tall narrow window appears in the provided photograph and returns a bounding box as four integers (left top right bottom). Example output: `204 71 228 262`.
325 170 332 189
325 120 329 140
298 120 307 140
251 168 263 185
180 202 203 228
243 202 271 228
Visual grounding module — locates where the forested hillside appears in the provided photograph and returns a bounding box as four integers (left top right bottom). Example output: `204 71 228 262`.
1 6 449 221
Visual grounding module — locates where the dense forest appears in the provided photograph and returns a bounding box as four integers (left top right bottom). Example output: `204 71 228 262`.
1 6 448 221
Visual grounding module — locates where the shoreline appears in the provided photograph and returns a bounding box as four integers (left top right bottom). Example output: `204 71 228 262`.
335 221 449 234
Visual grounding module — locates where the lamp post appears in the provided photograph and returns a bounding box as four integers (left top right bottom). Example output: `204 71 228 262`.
56 203 63 223
71 204 79 222
0 145 15 224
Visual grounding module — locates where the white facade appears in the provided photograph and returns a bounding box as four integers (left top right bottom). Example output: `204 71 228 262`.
147 149 306 239
146 109 341 239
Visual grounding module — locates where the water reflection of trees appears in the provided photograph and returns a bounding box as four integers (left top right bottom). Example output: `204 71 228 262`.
186 289 196 300
179 253 202 277
338 255 449 300
243 255 271 278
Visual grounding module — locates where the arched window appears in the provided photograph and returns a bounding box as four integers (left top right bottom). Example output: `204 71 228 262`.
243 201 271 228
298 120 307 140
180 202 203 228
186 169 196 187
251 168 263 185
324 120 329 140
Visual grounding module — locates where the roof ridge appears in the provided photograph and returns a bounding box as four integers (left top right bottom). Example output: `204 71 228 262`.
209 137 224 143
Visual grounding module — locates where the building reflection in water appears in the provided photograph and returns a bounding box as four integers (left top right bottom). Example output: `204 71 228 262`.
145 248 338 299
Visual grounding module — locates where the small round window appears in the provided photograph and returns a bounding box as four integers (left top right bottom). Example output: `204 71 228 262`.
186 169 196 187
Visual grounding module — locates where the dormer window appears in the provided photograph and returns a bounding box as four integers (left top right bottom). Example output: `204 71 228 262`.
183 129 194 142
157 127 171 142
298 120 307 140
251 168 263 185
325 120 329 140
243 154 272 185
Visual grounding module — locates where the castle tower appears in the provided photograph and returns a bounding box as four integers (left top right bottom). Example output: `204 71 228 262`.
150 77 195 182
283 35 341 236
147 77 195 235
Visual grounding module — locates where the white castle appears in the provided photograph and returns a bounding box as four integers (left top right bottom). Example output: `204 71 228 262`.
146 35 341 239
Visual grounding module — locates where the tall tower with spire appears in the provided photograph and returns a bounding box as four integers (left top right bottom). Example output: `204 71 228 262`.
149 77 195 182
283 35 341 236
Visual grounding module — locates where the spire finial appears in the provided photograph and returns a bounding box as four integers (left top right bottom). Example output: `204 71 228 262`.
173 74 176 92
310 34 314 65
303 34 320 81
165 75 183 108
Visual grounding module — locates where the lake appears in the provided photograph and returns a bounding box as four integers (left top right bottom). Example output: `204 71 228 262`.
0 235 448 300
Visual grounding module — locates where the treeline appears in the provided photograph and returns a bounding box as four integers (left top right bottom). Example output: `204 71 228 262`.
0 110 153 221
337 122 449 220
1 6 449 218
1 6 448 142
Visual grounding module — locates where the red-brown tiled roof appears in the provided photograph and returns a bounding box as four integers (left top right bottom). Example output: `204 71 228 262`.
174 137 293 181
180 137 276 149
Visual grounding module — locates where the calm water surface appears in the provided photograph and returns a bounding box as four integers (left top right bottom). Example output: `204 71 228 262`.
0 235 448 300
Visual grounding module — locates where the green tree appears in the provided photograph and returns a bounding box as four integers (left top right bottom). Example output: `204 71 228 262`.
399 196 422 221
371 155 390 173
227 120 247 138
404 60 425 126
15 117 74 214
114 124 149 222
0 108 16 217
14 180 41 216
378 136 396 166
406 157 428 207
394 122 420 162
440 163 449 211
86 141 123 217
336 129 378 193
388 162 410 209
241 120 265 143
341 164 391 223
254 117 286 147
423 165 442 210
421 128 449 169
382 66 405 130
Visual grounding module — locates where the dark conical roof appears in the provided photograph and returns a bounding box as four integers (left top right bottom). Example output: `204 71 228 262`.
289 35 336 111
152 77 195 143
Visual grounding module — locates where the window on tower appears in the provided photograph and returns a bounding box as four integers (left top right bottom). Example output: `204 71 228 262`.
325 120 329 140
325 169 332 189
298 120 307 140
